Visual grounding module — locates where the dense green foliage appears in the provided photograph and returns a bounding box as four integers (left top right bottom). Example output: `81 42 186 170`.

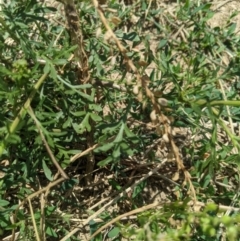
0 0 240 240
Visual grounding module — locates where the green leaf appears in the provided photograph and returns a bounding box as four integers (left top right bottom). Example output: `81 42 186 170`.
43 62 50 74
78 90 94 101
203 174 211 188
90 113 102 122
109 179 122 191
89 104 102 111
191 103 203 115
70 111 86 117
45 206 56 216
108 227 120 238
97 133 108 143
72 113 91 133
52 59 68 65
123 32 140 42
101 122 121 135
49 64 57 80
62 117 72 129
34 6 57 13
114 122 124 143
6 134 21 144
57 76 92 89
203 203 218 213
46 226 58 237
158 39 168 49
191 3 212 15
42 160 53 181
97 156 113 166
96 142 114 152
124 125 135 138
112 145 121 159
132 181 146 198
120 142 134 156
0 199 10 207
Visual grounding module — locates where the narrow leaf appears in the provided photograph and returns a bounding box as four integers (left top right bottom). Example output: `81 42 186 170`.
108 227 120 238
42 160 53 181
97 156 113 166
114 122 124 143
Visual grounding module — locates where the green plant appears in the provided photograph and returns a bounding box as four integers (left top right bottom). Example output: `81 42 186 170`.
0 0 240 240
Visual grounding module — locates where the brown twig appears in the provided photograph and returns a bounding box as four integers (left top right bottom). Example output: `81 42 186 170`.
88 202 164 240
91 0 196 203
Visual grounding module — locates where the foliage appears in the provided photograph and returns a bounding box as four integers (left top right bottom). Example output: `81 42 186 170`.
0 0 240 240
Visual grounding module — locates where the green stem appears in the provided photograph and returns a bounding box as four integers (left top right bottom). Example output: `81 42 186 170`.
192 99 240 107
210 100 240 107
0 72 49 156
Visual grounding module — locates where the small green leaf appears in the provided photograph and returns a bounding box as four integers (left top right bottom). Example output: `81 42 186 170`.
114 122 124 143
62 117 72 129
191 103 203 115
108 227 120 238
112 145 121 159
124 125 135 137
120 142 134 156
96 142 114 152
192 3 212 15
109 179 122 191
70 111 86 117
89 104 102 111
72 113 91 133
78 90 94 101
203 203 218 213
49 64 57 79
98 156 113 166
132 181 146 198
45 206 56 216
42 160 53 181
80 113 91 132
0 199 9 207
46 226 58 237
123 32 140 42
101 122 121 135
158 39 168 49
203 174 211 188
90 113 102 122
52 59 68 65
98 133 108 143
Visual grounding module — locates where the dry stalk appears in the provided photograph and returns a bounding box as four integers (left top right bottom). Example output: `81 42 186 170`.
28 198 41 241
58 0 89 82
88 202 164 240
91 0 196 201
56 0 96 184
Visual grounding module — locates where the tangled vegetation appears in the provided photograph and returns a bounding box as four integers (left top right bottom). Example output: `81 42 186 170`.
0 0 240 240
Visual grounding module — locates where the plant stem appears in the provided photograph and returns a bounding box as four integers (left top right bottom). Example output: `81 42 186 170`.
0 72 49 156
